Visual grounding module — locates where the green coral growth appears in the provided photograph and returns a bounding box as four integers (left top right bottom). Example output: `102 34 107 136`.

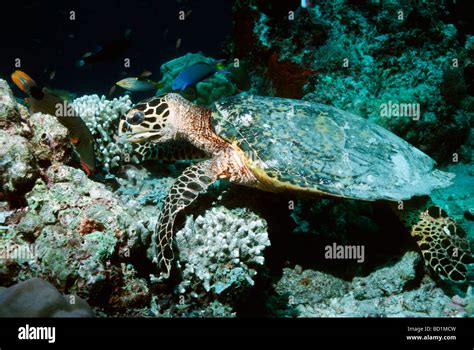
156 53 238 107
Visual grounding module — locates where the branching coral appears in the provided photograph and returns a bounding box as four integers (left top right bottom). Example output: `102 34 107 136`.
175 206 270 299
70 94 137 173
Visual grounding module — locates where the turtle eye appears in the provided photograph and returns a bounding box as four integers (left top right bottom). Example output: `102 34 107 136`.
128 111 145 125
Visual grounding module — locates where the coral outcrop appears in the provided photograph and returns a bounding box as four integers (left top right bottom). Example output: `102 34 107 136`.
175 207 270 298
29 113 73 165
275 252 468 317
3 166 138 302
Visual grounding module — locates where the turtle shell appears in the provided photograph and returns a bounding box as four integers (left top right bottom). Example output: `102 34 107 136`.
212 95 453 201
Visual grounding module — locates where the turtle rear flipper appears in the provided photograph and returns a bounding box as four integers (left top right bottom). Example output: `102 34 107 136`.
153 159 218 277
398 200 474 283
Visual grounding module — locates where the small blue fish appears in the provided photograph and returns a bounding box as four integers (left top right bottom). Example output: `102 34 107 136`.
172 61 228 91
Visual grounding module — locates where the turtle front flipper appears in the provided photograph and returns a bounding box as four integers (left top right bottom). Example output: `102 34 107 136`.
135 140 208 162
393 198 473 283
153 159 218 277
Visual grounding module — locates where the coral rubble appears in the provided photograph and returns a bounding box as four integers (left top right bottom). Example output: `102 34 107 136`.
276 252 467 317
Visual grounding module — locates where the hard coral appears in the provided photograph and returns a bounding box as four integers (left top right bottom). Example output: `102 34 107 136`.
70 94 135 173
175 206 270 302
29 113 72 165
4 165 143 305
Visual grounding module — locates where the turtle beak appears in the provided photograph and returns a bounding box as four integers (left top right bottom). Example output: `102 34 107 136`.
118 112 164 143
125 130 164 143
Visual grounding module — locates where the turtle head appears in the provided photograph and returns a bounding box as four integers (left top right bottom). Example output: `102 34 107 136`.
119 93 214 153
119 94 178 144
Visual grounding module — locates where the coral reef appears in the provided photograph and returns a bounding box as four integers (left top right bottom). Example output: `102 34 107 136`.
0 156 272 317
1 0 473 319
232 1 473 162
114 165 175 206
0 80 39 203
275 252 467 317
70 94 136 173
229 1 318 98
0 278 94 317
1 164 152 313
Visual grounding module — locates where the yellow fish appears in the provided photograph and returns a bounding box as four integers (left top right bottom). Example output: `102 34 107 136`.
116 77 162 92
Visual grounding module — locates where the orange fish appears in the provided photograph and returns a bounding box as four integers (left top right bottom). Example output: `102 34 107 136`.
11 70 96 176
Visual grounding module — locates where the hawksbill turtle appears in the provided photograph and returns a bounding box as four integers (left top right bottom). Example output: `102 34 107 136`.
118 93 473 282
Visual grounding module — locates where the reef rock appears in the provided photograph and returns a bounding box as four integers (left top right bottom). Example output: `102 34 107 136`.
3 164 151 311
0 79 21 128
29 113 72 164
0 278 94 317
0 131 39 199
275 252 466 317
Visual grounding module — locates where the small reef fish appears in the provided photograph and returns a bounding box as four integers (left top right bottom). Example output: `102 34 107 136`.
139 70 153 78
11 70 96 176
77 30 131 67
116 77 163 92
172 61 228 91
176 38 182 49
42 87 77 101
108 85 117 97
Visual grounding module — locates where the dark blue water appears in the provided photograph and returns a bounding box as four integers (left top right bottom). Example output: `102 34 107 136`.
1 0 233 99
